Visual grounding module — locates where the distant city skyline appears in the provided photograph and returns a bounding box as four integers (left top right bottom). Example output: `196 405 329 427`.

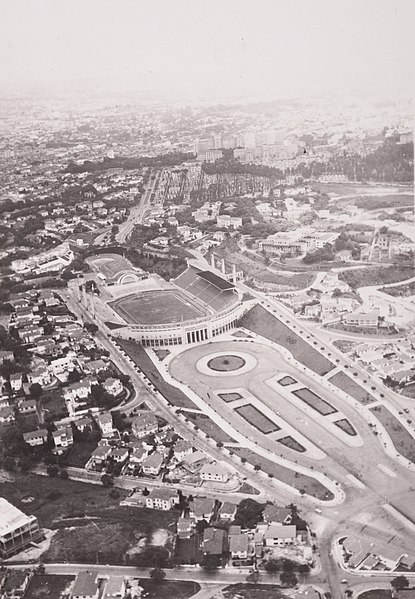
0 0 413 101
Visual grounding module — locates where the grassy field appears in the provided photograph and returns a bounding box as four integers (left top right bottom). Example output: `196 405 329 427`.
232 447 334 501
292 387 337 416
0 472 178 564
240 305 335 376
110 290 206 325
41 389 68 420
219 583 291 599
218 392 243 402
277 436 306 453
370 405 415 463
354 194 414 210
234 404 280 434
139 580 200 599
183 411 236 443
117 339 197 409
278 376 297 386
62 441 98 468
329 371 377 405
402 383 415 398
334 418 357 436
25 575 74 599
357 591 392 599
339 264 414 289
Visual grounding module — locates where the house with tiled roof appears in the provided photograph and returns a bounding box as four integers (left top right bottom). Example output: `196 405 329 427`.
142 451 164 476
145 488 179 511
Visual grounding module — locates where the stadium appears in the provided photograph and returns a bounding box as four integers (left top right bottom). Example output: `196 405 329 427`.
81 256 248 347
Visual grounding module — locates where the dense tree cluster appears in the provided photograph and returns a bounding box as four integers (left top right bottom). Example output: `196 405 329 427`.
65 152 195 173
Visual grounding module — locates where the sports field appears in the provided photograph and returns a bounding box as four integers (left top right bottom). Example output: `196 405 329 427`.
110 290 207 324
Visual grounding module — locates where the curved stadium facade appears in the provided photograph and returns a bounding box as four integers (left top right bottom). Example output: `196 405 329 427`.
109 266 247 347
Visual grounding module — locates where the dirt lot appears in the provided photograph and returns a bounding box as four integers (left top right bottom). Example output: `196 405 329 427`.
240 305 334 376
0 473 178 564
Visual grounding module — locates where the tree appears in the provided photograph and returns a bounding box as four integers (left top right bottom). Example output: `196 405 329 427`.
46 465 59 477
149 567 166 583
264 559 280 574
280 571 298 587
29 383 43 400
391 575 409 591
60 469 69 479
101 474 114 487
84 322 98 335
3 456 16 471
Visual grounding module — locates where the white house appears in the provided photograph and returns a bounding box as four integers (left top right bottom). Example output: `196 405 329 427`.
53 426 74 451
23 429 48 447
97 412 114 437
102 377 123 397
142 452 164 476
200 462 230 483
145 488 179 511
264 524 297 547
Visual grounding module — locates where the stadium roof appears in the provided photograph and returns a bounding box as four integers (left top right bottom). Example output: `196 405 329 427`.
196 270 235 291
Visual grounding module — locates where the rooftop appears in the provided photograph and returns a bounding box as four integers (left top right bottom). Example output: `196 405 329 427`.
0 499 36 537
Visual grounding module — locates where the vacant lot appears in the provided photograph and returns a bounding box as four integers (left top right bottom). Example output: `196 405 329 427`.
292 388 337 416
357 591 391 599
240 305 334 376
25 575 74 599
329 371 377 405
175 534 203 565
62 441 98 468
334 419 357 436
139 580 200 599
218 392 243 402
232 447 333 501
219 583 291 599
371 405 415 463
235 404 280 434
41 389 68 420
184 411 236 443
117 339 197 409
0 473 178 564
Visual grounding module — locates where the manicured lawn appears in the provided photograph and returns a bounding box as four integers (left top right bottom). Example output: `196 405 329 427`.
334 418 357 436
292 387 337 416
277 436 306 453
117 339 197 409
0 472 178 564
232 447 334 501
329 371 377 405
357 590 392 599
208 355 246 372
278 375 297 386
371 405 415 463
24 575 74 599
234 404 280 434
218 392 243 402
139 580 200 599
183 411 236 443
111 290 205 325
240 305 334 376
220 583 290 599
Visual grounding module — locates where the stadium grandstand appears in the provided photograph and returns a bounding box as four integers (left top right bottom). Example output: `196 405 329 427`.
95 265 249 347
175 266 238 313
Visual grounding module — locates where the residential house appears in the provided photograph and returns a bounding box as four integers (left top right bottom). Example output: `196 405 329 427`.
174 439 193 461
344 313 378 328
145 488 179 511
177 517 195 539
2 570 32 599
131 412 158 438
0 351 14 364
53 426 74 451
110 448 129 463
18 399 37 415
102 576 126 599
18 326 44 344
23 429 48 447
200 462 230 483
83 359 108 375
27 366 51 387
89 446 111 468
262 505 292 526
217 502 238 521
97 412 114 437
127 446 148 469
264 524 297 547
0 406 15 424
142 452 164 476
74 416 94 433
102 378 123 397
202 527 227 557
189 497 216 522
229 533 249 559
9 373 23 393
71 571 100 599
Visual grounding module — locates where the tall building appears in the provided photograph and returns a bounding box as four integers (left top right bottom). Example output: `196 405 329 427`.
0 499 43 558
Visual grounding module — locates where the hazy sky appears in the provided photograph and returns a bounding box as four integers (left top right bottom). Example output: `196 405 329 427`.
0 0 413 99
